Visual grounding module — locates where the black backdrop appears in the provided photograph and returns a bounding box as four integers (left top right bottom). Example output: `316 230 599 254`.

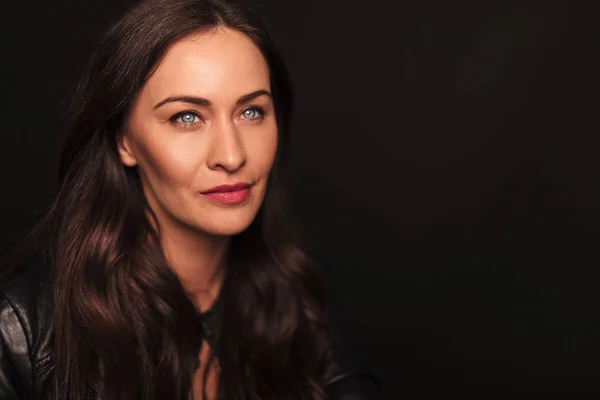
1 1 599 397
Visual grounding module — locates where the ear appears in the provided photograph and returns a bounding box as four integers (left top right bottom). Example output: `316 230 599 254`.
117 133 138 167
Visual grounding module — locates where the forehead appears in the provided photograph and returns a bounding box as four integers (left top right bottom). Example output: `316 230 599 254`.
143 27 270 103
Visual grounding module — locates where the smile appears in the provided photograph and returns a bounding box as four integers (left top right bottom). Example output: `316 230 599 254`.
200 182 252 205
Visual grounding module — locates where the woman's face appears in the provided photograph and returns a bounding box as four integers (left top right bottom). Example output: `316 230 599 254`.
119 27 278 236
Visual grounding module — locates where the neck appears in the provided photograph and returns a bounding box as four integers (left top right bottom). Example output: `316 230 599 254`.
158 221 230 313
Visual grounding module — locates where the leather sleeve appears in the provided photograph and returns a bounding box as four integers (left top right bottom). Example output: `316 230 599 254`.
325 376 381 400
321 294 382 399
323 366 381 400
0 290 30 399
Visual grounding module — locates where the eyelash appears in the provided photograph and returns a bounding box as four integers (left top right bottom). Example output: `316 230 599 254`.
240 106 266 120
169 106 266 128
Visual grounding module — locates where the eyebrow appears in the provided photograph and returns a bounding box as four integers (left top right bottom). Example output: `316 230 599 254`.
153 89 272 110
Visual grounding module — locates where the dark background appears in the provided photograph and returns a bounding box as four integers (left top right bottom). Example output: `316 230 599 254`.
1 1 599 397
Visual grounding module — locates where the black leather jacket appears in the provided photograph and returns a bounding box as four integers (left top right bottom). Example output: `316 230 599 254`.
0 260 380 399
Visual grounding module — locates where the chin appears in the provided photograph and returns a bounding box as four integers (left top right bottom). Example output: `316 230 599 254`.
193 211 258 237
201 224 254 237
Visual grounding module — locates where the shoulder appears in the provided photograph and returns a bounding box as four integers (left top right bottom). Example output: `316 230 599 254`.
321 290 381 399
0 256 54 375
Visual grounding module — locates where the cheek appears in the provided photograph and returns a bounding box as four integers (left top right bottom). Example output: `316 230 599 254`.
247 125 279 174
133 133 204 186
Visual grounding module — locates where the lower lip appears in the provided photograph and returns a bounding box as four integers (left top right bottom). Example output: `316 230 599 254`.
202 188 251 205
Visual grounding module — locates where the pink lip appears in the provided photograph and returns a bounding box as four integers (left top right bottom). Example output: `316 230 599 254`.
201 182 252 205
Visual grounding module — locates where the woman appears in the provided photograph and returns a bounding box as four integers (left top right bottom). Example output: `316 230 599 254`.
0 0 380 399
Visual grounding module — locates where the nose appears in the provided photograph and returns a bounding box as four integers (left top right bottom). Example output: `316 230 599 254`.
206 120 247 173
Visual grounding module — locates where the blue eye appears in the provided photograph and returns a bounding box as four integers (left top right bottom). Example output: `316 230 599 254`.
172 111 200 125
241 107 264 120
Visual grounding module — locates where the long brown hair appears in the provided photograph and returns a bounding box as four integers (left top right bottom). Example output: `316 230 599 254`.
9 0 330 398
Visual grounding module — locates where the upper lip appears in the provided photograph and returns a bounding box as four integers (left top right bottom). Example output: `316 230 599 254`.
201 182 252 194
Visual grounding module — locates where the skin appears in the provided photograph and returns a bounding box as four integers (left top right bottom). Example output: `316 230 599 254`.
118 26 278 398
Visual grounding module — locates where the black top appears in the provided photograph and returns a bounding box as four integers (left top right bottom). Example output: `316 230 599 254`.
0 258 381 399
